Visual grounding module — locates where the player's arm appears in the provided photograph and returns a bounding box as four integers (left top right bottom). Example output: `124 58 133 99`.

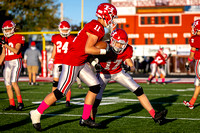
85 32 106 55
50 44 56 60
0 47 5 65
185 47 196 70
3 43 21 54
125 58 135 72
187 47 195 64
48 43 56 70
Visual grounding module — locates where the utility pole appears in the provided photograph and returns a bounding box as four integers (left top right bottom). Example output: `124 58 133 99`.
60 2 63 22
81 0 84 29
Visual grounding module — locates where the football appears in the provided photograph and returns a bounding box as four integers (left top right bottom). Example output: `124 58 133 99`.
95 41 107 49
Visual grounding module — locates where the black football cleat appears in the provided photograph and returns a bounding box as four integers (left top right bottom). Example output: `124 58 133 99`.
3 105 16 111
32 123 42 131
65 101 70 107
16 103 24 111
79 117 100 128
153 109 168 125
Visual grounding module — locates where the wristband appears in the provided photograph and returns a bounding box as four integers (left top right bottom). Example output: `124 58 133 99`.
100 49 106 55
91 58 99 67
188 57 193 62
190 50 195 53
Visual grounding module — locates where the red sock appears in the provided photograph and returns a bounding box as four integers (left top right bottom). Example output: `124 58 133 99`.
37 100 50 114
156 79 158 82
149 109 156 118
189 97 197 105
66 90 71 102
17 95 23 103
9 98 15 106
82 104 93 120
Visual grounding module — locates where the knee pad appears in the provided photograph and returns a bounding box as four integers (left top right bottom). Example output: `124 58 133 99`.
93 99 101 108
53 80 58 87
134 86 144 96
89 84 101 94
53 89 64 100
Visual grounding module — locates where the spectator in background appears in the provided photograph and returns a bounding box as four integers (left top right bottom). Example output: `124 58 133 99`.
24 41 42 85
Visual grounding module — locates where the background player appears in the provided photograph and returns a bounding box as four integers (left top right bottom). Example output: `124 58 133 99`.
0 20 25 111
154 52 171 84
183 19 200 109
89 28 168 124
48 20 75 107
147 48 167 84
30 3 117 131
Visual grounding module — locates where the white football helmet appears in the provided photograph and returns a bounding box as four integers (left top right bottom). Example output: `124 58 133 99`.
58 21 71 37
2 20 16 37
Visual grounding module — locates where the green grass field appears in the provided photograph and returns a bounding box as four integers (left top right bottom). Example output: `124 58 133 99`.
0 81 200 132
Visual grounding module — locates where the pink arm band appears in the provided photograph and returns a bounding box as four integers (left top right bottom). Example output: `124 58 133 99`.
188 57 193 62
190 50 195 53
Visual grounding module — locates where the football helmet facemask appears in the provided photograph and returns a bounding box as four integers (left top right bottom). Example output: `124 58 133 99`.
58 21 71 37
192 19 200 35
96 3 117 28
2 20 16 37
110 28 128 54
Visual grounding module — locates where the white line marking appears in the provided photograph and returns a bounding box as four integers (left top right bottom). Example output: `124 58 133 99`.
0 112 200 121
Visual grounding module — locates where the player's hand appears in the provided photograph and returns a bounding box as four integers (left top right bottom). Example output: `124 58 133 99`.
48 58 54 71
106 44 112 54
185 62 190 71
122 63 130 73
58 65 62 72
168 53 172 57
95 63 103 73
0 37 6 46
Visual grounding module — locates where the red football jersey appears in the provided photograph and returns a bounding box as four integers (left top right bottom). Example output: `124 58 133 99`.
4 34 25 61
190 35 200 59
63 20 105 66
99 45 133 74
51 34 75 64
151 52 166 65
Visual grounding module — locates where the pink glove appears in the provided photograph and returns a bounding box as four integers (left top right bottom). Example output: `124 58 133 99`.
48 58 54 71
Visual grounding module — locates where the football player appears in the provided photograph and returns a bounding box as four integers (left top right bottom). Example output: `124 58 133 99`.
0 20 25 111
154 52 171 84
183 19 200 109
48 20 75 107
89 28 168 125
147 48 167 84
30 3 117 131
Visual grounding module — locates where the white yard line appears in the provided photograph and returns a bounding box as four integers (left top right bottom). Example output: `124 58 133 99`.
0 112 200 121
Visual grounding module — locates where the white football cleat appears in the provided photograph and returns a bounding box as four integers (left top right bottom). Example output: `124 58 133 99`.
183 101 194 109
29 110 42 131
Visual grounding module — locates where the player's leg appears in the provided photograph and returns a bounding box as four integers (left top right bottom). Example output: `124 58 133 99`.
115 71 167 123
147 63 157 84
76 77 84 89
30 64 81 131
184 59 200 109
51 64 61 106
183 77 200 109
160 67 166 84
90 73 109 121
11 59 24 111
3 60 16 110
32 66 39 85
27 66 32 85
66 88 71 107
78 63 101 127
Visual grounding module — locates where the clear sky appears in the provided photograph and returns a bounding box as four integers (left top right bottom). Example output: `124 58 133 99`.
57 0 109 25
